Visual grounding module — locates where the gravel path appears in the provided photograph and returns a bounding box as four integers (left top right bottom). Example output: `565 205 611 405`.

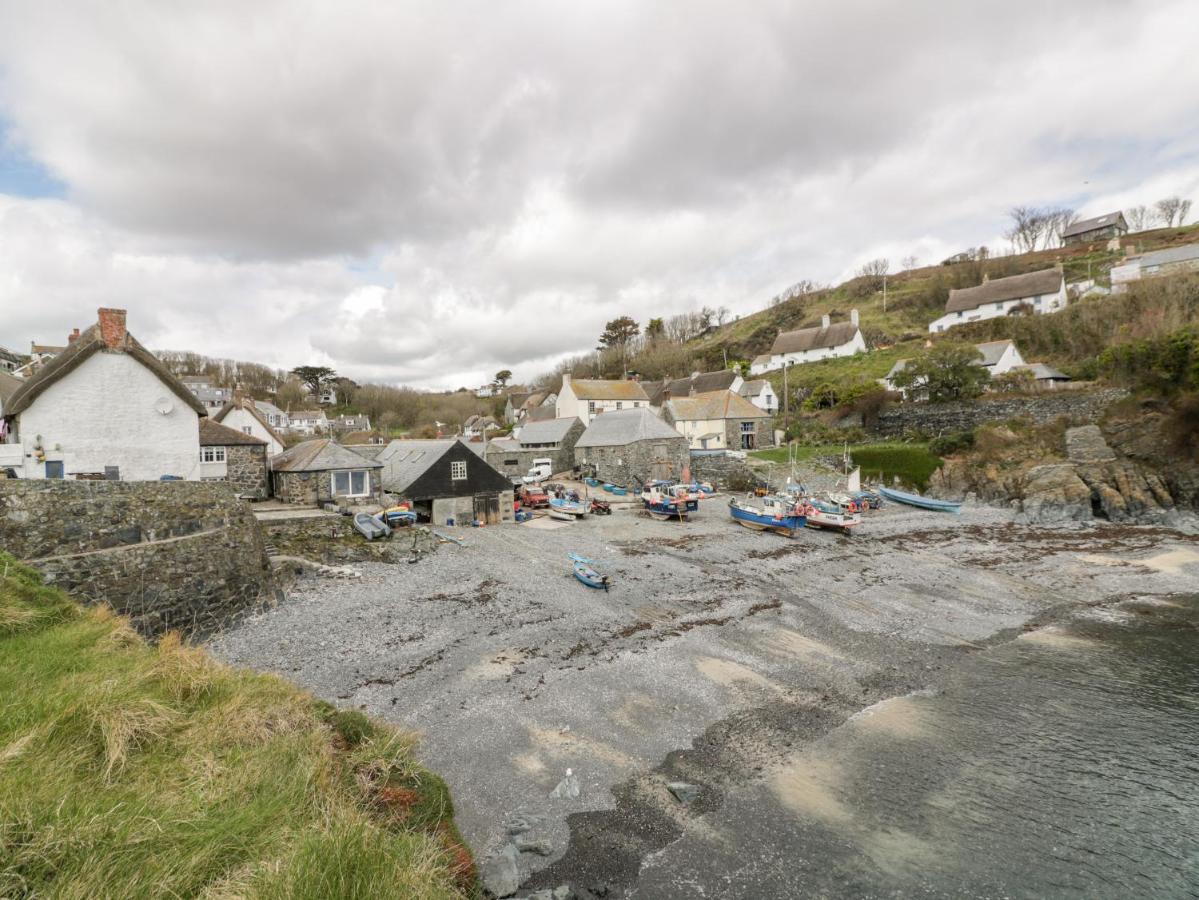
208 497 1199 899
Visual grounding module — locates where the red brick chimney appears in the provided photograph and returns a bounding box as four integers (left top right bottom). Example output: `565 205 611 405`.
97 308 127 349
67 327 80 344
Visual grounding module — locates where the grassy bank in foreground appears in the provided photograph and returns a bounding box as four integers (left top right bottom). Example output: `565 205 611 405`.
0 554 474 900
751 442 943 488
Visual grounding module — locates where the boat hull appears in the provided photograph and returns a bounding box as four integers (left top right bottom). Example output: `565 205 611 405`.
877 486 961 513
728 501 805 536
642 499 689 520
573 561 609 590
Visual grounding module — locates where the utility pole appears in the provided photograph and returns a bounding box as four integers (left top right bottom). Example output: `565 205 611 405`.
882 273 887 312
722 347 728 370
782 362 790 435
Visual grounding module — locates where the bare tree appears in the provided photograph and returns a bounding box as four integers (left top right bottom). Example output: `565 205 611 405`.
1006 206 1048 253
1043 207 1077 248
901 255 919 271
1126 205 1150 231
715 305 731 326
857 258 889 278
1155 196 1193 227
771 278 824 306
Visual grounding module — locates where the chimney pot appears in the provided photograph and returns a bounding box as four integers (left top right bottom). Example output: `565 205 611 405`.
67 327 80 344
850 309 860 327
821 313 831 329
561 373 571 386
97 308 127 349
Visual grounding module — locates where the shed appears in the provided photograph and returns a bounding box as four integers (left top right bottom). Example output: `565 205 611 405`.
379 439 514 525
573 408 689 486
198 418 269 498
270 438 382 506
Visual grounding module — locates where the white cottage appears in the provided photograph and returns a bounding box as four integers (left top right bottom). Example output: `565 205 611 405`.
555 375 651 425
213 397 287 456
0 308 206 480
749 311 866 375
928 268 1067 333
737 379 778 415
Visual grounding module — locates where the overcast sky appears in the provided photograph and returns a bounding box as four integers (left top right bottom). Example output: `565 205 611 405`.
1 1 1197 390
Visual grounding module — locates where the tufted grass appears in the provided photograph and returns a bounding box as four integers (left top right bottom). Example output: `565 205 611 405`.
751 441 943 488
0 553 476 900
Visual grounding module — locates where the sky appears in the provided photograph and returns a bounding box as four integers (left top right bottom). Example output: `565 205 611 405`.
1 1 1197 391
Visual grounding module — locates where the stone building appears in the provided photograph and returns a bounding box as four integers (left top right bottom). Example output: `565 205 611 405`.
198 418 269 499
379 438 514 525
573 407 689 487
214 397 286 456
485 416 585 480
662 389 773 450
270 438 382 507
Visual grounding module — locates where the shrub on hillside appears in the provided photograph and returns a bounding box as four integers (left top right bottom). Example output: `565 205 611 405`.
1097 325 1199 395
890 343 990 403
929 430 976 456
1166 392 1199 460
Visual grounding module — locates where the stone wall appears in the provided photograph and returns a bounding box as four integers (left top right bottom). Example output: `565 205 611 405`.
869 388 1128 439
574 437 689 487
486 445 574 480
226 444 269 499
273 469 320 505
0 479 274 637
721 418 774 451
688 452 757 491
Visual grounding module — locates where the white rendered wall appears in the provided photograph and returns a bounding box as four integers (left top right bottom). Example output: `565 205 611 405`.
15 352 201 480
220 407 283 455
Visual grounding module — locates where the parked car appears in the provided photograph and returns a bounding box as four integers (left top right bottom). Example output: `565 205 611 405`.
519 484 550 508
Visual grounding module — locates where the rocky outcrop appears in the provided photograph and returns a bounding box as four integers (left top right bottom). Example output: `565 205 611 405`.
929 422 1199 526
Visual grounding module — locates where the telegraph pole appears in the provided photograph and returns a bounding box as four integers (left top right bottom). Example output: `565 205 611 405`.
783 362 790 435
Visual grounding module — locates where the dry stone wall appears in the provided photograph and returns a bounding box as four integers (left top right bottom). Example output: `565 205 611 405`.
0 480 274 637
870 389 1128 438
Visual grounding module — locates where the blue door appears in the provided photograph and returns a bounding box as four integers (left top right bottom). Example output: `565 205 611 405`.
45 460 64 479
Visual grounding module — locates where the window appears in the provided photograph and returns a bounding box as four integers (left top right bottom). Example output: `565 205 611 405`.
741 421 754 433
242 426 253 435
504 458 518 466
451 460 467 480
588 401 596 414
201 446 226 463
615 401 623 410
332 470 369 496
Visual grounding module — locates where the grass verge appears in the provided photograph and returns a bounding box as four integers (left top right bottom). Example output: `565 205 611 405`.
0 553 476 900
751 442 943 488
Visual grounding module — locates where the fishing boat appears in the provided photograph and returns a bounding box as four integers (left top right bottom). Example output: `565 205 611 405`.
569 553 610 591
353 512 390 541
820 491 862 514
383 505 418 526
799 497 860 533
641 491 690 521
548 508 575 522
877 486 961 513
728 495 806 537
644 481 700 511
549 497 587 517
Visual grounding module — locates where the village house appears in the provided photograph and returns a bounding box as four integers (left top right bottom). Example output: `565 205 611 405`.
0 308 206 481
645 369 742 407
662 390 774 451
213 397 286 456
0 346 24 372
503 389 557 424
882 340 1071 396
378 438 515 525
198 418 270 499
1110 242 1199 292
1010 362 1072 389
462 414 501 438
330 413 372 435
738 379 778 415
485 416 585 480
252 399 290 430
1061 211 1128 246
573 407 689 486
974 340 1026 377
749 311 866 375
928 268 1067 333
270 438 382 506
287 408 329 435
180 374 232 411
555 375 651 424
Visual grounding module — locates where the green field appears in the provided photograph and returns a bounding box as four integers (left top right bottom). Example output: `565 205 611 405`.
0 555 474 900
751 441 943 488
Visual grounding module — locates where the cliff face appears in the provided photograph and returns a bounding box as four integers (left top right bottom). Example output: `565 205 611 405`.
928 414 1199 526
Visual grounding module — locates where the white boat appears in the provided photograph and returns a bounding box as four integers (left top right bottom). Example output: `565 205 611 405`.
548 508 575 522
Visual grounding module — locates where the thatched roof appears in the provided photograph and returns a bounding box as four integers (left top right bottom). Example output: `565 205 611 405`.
769 321 860 355
944 269 1062 314
4 321 207 419
199 418 267 446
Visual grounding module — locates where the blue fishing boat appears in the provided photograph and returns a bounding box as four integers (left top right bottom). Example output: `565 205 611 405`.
569 553 610 590
728 495 806 537
549 497 587 517
877 486 961 514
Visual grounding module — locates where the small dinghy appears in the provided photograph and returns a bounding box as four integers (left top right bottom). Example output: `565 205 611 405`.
728 495 806 537
877 486 961 513
548 508 575 522
549 497 587 517
569 553 610 591
353 512 390 541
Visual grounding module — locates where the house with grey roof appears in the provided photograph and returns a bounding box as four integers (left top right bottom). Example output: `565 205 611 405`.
573 407 689 486
486 416 585 480
737 379 778 415
199 418 269 499
928 268 1066 333
1062 211 1128 246
270 438 382 506
1110 242 1199 292
646 369 743 406
378 438 514 525
662 390 773 451
749 311 866 375
555 375 651 424
180 374 232 411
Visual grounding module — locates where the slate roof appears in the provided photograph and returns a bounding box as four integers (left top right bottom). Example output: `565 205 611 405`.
199 418 267 446
377 439 458 491
516 416 581 445
575 408 684 448
945 269 1062 314
1135 242 1199 268
884 359 911 380
271 438 381 472
738 379 771 398
5 321 207 419
566 379 650 402
213 400 285 445
1015 363 1070 381
769 321 860 355
665 390 770 421
289 409 325 420
1062 211 1127 239
524 405 556 423
975 340 1017 367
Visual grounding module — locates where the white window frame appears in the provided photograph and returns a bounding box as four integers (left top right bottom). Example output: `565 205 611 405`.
242 426 253 435
588 401 596 414
200 446 226 463
331 469 369 497
451 460 467 480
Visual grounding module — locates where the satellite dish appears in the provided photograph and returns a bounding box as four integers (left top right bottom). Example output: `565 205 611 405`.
155 397 175 416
